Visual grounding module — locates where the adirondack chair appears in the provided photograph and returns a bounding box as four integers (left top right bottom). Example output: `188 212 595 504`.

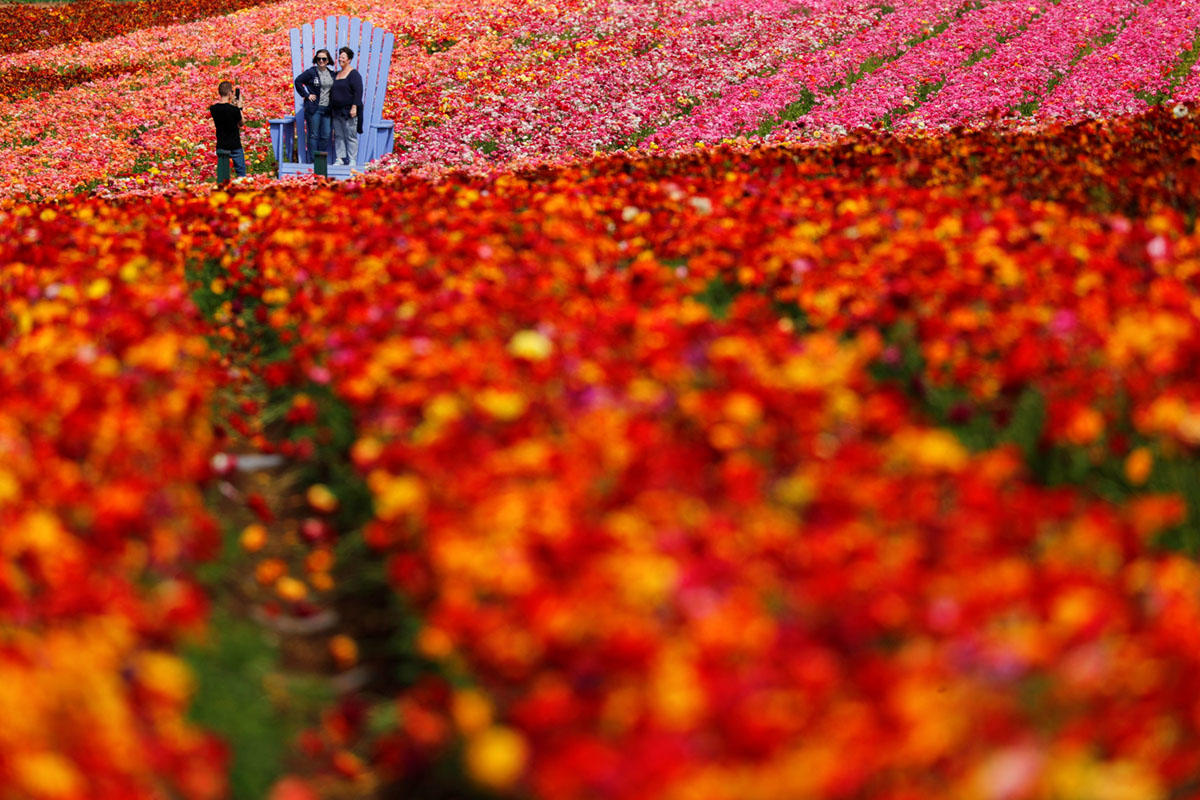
269 16 395 179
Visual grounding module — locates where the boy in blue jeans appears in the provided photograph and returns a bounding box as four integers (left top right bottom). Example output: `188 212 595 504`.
208 81 246 177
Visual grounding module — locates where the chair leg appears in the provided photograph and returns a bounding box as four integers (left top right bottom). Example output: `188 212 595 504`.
270 122 285 166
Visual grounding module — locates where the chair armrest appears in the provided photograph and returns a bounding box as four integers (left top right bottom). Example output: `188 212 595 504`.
366 120 395 161
269 116 298 164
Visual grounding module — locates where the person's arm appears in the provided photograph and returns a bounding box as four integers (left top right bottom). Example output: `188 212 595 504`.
294 68 315 102
350 70 363 112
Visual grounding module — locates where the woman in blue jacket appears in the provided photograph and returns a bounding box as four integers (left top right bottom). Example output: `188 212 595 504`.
294 48 335 161
330 46 364 166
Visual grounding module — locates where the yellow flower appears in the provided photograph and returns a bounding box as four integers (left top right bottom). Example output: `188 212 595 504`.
651 647 705 728
240 523 268 552
466 726 528 791
508 329 554 361
329 635 358 668
306 484 339 513
1124 447 1153 485
0 469 18 505
369 471 425 521
1066 406 1104 445
351 436 384 466
889 428 970 472
416 626 455 659
476 388 528 420
452 689 494 734
723 391 762 425
135 652 194 705
275 576 308 602
85 277 111 300
12 751 83 798
255 558 288 586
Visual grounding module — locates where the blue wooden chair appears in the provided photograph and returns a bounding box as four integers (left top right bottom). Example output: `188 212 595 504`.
269 16 395 179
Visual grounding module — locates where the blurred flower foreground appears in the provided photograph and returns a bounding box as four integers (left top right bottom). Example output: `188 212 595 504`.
7 1 1200 799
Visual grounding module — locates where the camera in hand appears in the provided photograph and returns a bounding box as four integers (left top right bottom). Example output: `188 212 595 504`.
235 87 241 100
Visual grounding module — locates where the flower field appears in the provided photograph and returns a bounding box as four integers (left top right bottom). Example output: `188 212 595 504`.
8 0 1200 798
6 0 1200 198
0 199 227 797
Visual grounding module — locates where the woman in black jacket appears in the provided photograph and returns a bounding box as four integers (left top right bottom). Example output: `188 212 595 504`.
294 48 335 162
330 46 364 166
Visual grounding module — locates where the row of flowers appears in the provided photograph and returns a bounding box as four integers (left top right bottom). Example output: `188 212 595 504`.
0 198 230 797
898 0 1147 128
0 0 268 54
160 107 1200 797
1035 0 1200 119
799 0 1062 132
651 0 978 144
6 0 1200 199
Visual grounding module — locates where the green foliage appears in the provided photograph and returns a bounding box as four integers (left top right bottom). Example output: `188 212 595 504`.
333 530 434 688
424 38 458 54
693 274 810 332
963 46 994 68
512 28 582 47
186 252 439 703
952 0 986 20
1008 5 1130 119
249 145 277 177
905 17 952 49
185 608 332 800
754 88 818 137
69 177 106 195
914 78 945 104
185 256 290 361
188 519 332 800
168 53 246 68
695 275 740 320
870 322 1200 553
603 121 657 152
0 134 39 149
633 39 663 57
1139 29 1200 106
469 138 500 155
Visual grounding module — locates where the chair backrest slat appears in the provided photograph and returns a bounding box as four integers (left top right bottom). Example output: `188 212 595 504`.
358 19 375 86
290 25 304 118
362 29 393 162
348 16 362 63
337 15 350 51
